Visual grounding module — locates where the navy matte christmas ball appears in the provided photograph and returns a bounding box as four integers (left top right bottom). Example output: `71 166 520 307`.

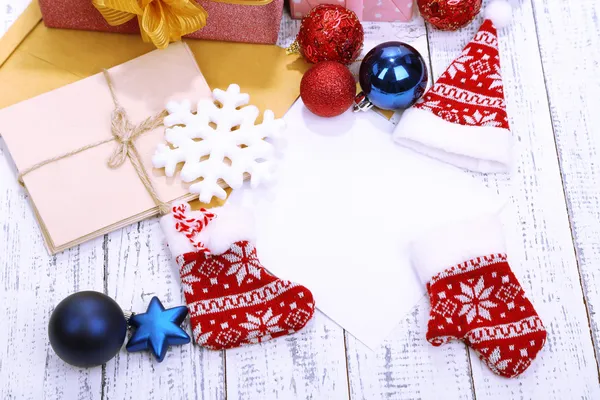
48 291 127 367
358 42 428 110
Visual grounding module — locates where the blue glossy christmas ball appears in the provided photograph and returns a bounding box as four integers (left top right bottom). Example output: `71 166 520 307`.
48 291 127 367
358 41 428 110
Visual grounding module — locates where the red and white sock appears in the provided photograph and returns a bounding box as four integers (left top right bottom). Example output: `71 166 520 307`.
160 203 315 350
411 215 546 378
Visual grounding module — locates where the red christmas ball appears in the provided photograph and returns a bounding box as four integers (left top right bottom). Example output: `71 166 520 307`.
295 5 364 64
300 61 356 118
418 0 482 31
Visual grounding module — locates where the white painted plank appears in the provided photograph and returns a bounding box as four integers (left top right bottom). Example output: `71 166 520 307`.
0 138 105 399
532 0 600 366
225 311 349 400
103 217 226 400
344 16 475 400
346 297 475 400
221 258 348 399
0 0 29 35
426 0 600 397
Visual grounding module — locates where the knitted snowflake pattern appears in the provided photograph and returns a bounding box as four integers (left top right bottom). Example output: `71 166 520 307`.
152 84 285 203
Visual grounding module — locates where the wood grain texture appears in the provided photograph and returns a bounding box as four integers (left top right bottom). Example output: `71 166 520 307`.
427 0 600 397
346 297 475 400
532 0 600 368
0 137 105 399
226 312 349 400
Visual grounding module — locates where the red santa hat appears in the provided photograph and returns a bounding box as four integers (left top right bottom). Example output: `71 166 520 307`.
393 1 513 173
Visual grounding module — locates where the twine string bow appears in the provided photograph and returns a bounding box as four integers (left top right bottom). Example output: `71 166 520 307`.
103 70 171 214
18 69 171 216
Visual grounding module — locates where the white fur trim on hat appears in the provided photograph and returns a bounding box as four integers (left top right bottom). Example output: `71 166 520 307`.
160 203 256 258
410 214 506 285
393 107 513 173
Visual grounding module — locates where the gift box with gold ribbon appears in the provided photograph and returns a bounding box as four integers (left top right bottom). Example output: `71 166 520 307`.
38 0 284 48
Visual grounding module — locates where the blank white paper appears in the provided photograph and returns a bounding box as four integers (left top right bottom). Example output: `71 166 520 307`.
248 100 503 349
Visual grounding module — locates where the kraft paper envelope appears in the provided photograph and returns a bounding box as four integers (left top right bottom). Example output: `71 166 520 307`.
0 2 309 254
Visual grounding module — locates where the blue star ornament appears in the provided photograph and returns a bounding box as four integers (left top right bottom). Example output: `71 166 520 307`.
126 297 190 362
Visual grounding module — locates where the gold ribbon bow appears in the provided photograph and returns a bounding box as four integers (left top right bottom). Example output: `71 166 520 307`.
93 0 273 49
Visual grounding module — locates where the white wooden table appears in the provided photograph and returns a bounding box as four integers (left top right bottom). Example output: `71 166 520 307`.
2 1 600 399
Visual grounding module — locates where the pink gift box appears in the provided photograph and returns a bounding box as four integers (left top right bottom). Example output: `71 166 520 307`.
290 0 413 22
38 0 284 44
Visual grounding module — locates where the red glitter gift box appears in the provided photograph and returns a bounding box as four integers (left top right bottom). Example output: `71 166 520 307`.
38 0 284 44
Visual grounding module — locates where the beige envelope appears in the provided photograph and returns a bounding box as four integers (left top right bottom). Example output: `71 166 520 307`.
0 43 212 253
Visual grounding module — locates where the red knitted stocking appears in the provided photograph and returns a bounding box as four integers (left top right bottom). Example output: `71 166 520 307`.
411 216 546 378
161 203 315 350
426 254 546 377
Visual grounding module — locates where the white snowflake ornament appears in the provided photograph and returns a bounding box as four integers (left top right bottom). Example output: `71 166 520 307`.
153 84 285 203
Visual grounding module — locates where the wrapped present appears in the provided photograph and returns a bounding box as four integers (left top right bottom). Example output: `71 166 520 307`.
290 0 414 22
38 0 284 47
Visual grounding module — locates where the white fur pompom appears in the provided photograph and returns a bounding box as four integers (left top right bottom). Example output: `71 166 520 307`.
196 203 256 255
484 0 512 29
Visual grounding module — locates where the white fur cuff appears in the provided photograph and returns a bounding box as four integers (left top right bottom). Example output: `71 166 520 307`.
160 202 256 258
393 108 513 173
410 214 506 285
160 210 196 258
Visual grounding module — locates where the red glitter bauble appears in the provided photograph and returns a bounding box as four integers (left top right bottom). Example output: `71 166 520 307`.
295 5 364 64
418 0 482 31
300 61 356 118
